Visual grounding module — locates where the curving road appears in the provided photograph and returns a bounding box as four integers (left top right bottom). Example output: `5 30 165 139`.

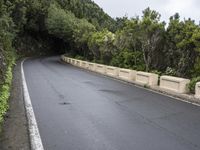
23 56 200 150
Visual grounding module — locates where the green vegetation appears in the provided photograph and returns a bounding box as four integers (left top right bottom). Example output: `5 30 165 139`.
0 0 116 126
188 77 200 94
0 56 15 126
1 0 200 126
0 0 16 126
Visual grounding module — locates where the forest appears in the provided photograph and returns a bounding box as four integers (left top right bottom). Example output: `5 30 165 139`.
0 0 200 124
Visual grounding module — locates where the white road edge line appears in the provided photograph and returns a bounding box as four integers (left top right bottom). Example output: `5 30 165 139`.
21 59 44 150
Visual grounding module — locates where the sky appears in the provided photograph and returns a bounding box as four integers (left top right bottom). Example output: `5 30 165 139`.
93 0 200 23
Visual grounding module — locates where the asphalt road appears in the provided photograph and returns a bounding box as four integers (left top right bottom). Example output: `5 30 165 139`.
23 56 200 150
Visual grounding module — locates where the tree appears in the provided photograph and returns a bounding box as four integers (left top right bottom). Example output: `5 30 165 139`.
166 14 200 77
139 8 165 71
165 13 182 70
113 18 145 70
73 18 96 58
114 16 129 31
88 30 115 64
55 0 116 32
176 19 198 77
46 4 76 42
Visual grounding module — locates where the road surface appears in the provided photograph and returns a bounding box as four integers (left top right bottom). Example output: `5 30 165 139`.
23 56 200 150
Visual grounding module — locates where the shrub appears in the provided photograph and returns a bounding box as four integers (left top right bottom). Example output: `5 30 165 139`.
151 70 162 76
164 67 176 76
188 76 200 94
0 58 15 127
75 55 84 60
110 49 145 70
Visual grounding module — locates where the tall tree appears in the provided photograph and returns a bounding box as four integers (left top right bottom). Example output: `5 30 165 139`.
88 30 115 64
139 8 165 71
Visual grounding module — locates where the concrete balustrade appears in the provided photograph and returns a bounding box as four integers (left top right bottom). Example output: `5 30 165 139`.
61 56 200 99
106 66 119 77
67 58 71 63
62 56 68 63
65 57 68 62
61 55 65 61
66 57 70 63
71 59 76 65
195 82 200 98
75 60 81 67
64 57 67 62
160 76 190 94
118 68 136 82
136 72 158 87
95 64 106 74
64 57 68 63
80 61 89 69
88 63 96 71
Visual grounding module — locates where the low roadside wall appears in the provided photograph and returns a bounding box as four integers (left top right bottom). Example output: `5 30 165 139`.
118 68 136 82
61 55 65 61
75 60 81 67
160 76 190 94
80 61 89 69
65 57 69 62
67 58 71 63
95 64 106 74
106 66 119 77
136 72 158 87
88 62 96 71
65 57 71 63
61 55 200 100
195 82 200 98
71 59 76 65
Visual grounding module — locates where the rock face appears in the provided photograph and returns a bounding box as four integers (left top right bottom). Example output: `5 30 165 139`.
0 46 7 85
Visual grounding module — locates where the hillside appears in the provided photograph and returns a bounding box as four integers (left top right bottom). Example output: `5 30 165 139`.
0 0 116 125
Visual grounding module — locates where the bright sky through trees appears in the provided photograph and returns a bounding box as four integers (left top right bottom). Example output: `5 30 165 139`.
93 0 200 23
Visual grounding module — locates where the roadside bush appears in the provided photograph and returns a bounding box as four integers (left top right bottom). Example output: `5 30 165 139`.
164 67 176 76
150 70 162 76
188 76 200 94
0 54 15 127
111 49 145 70
75 55 84 60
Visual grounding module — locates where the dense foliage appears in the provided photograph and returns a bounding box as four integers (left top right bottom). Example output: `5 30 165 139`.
188 76 200 94
87 10 200 79
1 0 199 78
0 0 116 125
0 0 15 125
1 0 200 125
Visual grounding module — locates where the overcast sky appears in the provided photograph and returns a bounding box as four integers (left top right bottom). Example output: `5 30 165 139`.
93 0 200 23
